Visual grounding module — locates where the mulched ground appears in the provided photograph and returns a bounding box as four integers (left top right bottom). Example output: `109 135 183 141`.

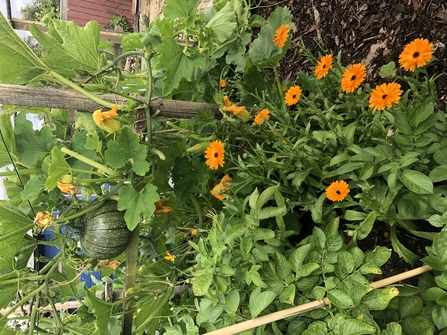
259 0 447 282
261 0 447 110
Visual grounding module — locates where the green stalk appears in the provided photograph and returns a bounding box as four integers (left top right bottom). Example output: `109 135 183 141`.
190 194 204 228
91 51 145 77
0 284 46 322
49 70 125 110
28 295 40 335
122 224 140 335
60 147 122 178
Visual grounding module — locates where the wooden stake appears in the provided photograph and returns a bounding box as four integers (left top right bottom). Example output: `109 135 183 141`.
204 265 433 335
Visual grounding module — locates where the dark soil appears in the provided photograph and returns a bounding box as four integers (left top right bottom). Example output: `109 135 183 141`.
259 0 447 283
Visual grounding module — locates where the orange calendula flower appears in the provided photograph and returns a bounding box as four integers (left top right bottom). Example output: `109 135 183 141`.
57 182 76 194
273 24 290 48
190 229 197 235
154 199 173 213
399 38 434 72
92 105 121 133
254 109 270 125
326 180 350 202
164 251 176 263
341 63 366 93
369 82 403 111
34 212 54 227
314 54 333 79
285 85 302 106
220 78 227 88
210 174 232 200
204 140 225 170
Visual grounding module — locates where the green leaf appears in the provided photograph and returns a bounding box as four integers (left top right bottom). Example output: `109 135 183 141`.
205 2 237 42
248 7 292 67
409 101 434 127
256 184 280 211
379 61 397 78
397 192 429 219
0 114 17 168
274 251 292 280
249 287 276 318
327 289 354 308
0 11 47 84
14 112 57 167
257 206 286 220
226 290 240 314
433 305 447 330
45 147 70 190
85 289 113 335
356 211 377 240
339 319 376 335
398 296 423 318
401 316 435 335
193 275 212 296
433 230 447 263
134 287 174 333
296 263 320 277
172 156 210 206
335 251 355 279
398 169 433 194
429 165 447 183
22 175 46 201
117 183 159 230
121 32 144 52
156 37 206 96
362 287 399 310
30 19 101 77
69 131 98 179
289 243 313 273
105 127 150 176
390 226 419 265
381 322 402 335
279 284 296 304
163 0 200 21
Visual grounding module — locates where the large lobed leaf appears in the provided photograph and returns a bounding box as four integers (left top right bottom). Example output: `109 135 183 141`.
30 19 101 78
0 11 47 84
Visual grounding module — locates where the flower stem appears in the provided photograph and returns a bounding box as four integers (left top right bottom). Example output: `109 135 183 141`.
49 70 126 110
60 147 121 178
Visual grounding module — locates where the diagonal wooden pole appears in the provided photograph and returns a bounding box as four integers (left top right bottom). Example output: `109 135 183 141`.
204 265 433 335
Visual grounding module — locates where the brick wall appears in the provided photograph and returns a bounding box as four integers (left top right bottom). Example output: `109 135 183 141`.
62 0 134 29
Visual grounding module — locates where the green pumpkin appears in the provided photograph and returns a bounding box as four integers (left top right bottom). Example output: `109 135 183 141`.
80 201 132 260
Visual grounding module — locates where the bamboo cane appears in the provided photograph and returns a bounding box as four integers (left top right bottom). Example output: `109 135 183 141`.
204 265 433 335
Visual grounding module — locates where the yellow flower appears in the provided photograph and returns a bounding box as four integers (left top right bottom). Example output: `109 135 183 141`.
210 174 232 200
254 109 270 125
154 199 173 213
190 229 197 235
369 82 403 111
273 24 290 48
34 212 54 227
285 85 302 106
314 54 333 79
341 63 366 93
399 38 433 72
220 78 227 87
57 182 76 194
164 251 176 263
325 180 350 202
92 105 121 133
204 140 225 170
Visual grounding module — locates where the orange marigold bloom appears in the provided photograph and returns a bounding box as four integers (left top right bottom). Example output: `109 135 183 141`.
273 24 290 48
93 105 121 133
154 199 173 213
220 78 227 87
222 96 246 115
314 54 333 79
210 174 232 200
204 140 225 170
369 82 403 111
341 63 366 93
57 182 76 194
34 212 54 227
399 38 434 72
285 85 302 106
326 180 350 202
254 109 270 125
